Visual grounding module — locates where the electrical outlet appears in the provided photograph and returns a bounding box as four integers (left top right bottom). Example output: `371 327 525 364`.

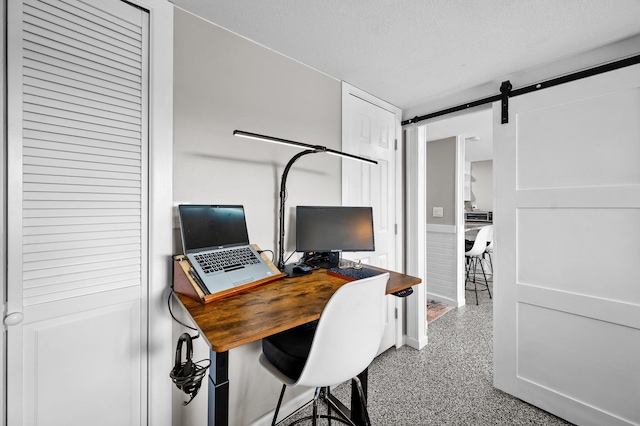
433 207 444 217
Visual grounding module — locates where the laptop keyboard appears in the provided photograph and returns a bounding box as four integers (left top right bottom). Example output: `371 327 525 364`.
195 247 261 274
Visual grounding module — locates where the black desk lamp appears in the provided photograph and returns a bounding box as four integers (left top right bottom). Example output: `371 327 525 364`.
233 130 377 272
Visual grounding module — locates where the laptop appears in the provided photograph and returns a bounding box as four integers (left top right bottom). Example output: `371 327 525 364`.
178 204 277 295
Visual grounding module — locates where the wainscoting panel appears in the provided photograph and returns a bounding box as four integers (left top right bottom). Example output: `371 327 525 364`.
426 225 461 306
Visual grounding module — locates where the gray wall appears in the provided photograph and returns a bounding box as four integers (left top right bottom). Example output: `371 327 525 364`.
426 137 456 226
173 10 342 252
172 9 342 425
470 160 493 211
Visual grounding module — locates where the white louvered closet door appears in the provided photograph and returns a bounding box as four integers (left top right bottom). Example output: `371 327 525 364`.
6 1 149 424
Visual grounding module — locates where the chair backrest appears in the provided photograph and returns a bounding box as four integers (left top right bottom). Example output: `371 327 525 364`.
486 226 494 251
466 225 492 257
294 272 390 388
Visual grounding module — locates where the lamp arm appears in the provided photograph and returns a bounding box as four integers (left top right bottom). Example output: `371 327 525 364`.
277 149 320 270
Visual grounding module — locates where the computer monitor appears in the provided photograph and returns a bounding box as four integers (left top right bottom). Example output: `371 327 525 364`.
295 206 375 266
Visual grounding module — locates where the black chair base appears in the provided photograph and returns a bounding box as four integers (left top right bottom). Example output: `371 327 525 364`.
465 255 492 305
272 381 370 426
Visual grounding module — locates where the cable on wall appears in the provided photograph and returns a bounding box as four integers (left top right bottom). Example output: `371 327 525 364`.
402 53 640 126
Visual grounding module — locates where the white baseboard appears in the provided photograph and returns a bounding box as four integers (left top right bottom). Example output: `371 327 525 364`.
427 292 464 308
251 388 315 426
404 334 429 350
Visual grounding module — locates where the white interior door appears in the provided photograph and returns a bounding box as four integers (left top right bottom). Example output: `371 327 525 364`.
6 1 149 424
493 63 640 426
342 83 402 353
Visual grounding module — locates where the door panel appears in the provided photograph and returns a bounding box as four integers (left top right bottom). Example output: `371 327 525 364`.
23 301 141 426
494 63 640 426
6 1 149 424
342 84 400 353
343 93 396 269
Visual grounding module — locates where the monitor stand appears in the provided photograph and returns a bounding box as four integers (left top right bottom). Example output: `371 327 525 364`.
302 251 340 269
283 263 312 278
327 251 340 268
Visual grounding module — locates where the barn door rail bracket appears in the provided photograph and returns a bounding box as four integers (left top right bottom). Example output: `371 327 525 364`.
401 53 640 126
500 80 512 124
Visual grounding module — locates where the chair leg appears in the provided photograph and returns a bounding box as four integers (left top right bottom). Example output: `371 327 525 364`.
465 256 479 305
311 387 321 426
465 256 470 282
325 387 332 426
272 384 287 426
472 257 479 305
479 258 492 300
481 251 493 278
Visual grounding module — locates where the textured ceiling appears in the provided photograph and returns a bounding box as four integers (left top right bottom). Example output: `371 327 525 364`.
169 0 640 118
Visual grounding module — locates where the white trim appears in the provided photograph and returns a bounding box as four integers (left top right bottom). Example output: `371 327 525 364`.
404 126 428 350
0 3 6 422
132 1 174 424
455 135 467 307
6 2 26 422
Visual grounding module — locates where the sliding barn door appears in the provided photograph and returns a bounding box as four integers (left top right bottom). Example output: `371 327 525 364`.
6 1 149 424
493 63 640 425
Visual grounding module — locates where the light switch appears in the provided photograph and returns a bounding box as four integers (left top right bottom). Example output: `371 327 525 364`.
433 207 444 217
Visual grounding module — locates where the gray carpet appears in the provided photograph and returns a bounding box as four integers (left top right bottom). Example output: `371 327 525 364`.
280 283 574 425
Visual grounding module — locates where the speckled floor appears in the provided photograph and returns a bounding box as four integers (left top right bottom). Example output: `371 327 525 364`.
279 283 574 425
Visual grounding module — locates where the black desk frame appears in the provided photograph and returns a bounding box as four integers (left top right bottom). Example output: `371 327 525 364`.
207 348 368 426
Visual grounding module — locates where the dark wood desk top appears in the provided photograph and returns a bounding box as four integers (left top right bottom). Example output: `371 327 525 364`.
175 267 421 353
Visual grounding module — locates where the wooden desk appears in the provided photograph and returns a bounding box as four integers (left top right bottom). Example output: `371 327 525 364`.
174 266 421 425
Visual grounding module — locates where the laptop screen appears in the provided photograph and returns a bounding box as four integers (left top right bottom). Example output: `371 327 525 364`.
179 205 250 253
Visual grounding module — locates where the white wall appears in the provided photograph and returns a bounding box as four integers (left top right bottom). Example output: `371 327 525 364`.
172 8 342 425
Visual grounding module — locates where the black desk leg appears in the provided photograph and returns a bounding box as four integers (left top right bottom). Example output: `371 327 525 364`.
208 350 229 426
351 369 368 425
326 367 369 426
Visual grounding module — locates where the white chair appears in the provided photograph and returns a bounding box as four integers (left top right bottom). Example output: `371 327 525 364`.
259 272 390 426
465 225 493 305
482 226 494 276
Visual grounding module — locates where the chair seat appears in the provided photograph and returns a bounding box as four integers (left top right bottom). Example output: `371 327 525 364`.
262 320 318 381
465 239 474 252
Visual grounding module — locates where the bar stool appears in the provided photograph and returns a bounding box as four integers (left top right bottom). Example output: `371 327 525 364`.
465 225 492 305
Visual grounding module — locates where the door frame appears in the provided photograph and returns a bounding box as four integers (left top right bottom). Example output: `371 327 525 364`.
1 1 7 421
138 1 174 423
404 126 428 349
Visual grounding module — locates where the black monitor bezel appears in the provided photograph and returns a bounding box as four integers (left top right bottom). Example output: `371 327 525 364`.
295 205 375 253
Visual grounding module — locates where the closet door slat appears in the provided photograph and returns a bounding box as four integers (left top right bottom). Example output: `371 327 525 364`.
20 0 147 303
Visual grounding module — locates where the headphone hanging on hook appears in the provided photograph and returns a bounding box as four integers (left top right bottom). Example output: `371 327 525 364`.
169 333 211 405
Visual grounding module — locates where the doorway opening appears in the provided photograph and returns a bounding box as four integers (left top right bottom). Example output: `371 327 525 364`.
423 107 493 316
